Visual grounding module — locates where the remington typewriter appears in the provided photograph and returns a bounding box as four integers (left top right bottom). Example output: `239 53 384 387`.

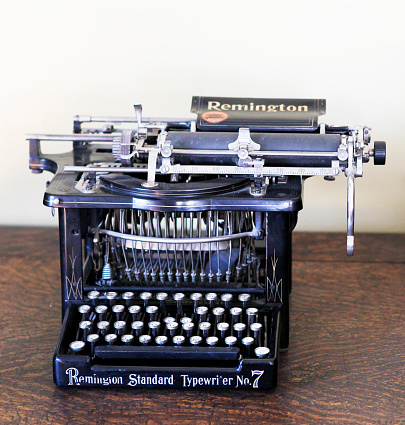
28 97 385 389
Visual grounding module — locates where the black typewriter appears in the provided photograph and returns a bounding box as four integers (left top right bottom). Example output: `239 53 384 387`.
28 96 385 389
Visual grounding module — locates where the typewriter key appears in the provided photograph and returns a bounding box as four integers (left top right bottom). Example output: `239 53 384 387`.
105 334 118 345
97 320 110 336
155 335 168 346
114 320 127 335
148 321 161 337
173 335 185 346
166 321 179 337
87 291 100 305
246 307 258 327
87 333 100 356
190 292 203 312
205 292 217 309
122 291 135 305
156 292 168 314
173 293 185 316
221 293 233 309
238 293 251 309
139 334 151 345
224 336 237 348
182 322 194 337
112 304 125 320
79 320 92 341
199 321 211 338
146 305 159 321
105 291 118 304
95 305 108 321
242 336 254 357
254 347 270 358
121 334 134 345
196 306 208 322
212 307 225 324
234 322 246 339
230 307 243 324
131 321 144 337
140 292 153 307
190 336 202 346
163 316 176 324
217 322 230 339
206 336 219 346
250 322 262 345
78 304 91 320
180 316 192 325
69 341 86 353
128 305 141 321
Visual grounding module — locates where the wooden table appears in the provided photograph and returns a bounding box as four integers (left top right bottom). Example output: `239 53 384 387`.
0 228 404 424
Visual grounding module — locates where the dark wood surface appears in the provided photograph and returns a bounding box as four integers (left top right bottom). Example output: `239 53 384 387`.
0 227 404 425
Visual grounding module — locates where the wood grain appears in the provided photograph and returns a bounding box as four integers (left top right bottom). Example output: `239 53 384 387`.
0 227 404 425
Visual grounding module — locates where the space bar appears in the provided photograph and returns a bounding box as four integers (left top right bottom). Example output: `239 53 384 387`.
94 345 240 361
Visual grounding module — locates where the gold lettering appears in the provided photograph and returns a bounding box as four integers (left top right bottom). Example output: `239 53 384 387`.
221 104 231 111
255 105 266 111
231 104 248 111
286 105 296 112
208 101 221 111
268 105 277 112
279 104 285 111
298 105 308 112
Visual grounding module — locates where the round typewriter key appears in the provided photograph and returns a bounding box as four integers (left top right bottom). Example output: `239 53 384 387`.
140 292 153 307
234 322 246 339
139 334 151 345
166 321 179 337
190 292 203 312
163 316 176 325
87 290 100 304
212 307 225 323
250 322 263 345
182 321 194 337
146 305 159 321
224 336 237 347
131 321 144 336
114 320 127 335
155 335 168 346
173 293 185 316
206 336 219 346
105 291 118 304
128 305 141 321
254 346 270 358
242 336 254 357
79 320 92 341
69 341 86 353
205 292 218 308
87 333 99 356
246 307 258 327
112 304 125 320
199 321 211 337
97 320 110 335
230 307 242 324
221 293 233 309
217 322 230 339
122 291 135 305
105 333 118 345
156 292 168 314
180 316 192 324
121 334 134 345
238 293 251 308
173 335 185 346
95 304 108 320
190 335 202 346
196 306 208 322
148 321 161 337
78 304 92 319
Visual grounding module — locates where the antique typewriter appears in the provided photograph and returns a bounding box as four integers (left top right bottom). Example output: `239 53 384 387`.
28 97 385 389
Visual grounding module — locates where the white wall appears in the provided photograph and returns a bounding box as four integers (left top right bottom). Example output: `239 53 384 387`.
0 0 404 232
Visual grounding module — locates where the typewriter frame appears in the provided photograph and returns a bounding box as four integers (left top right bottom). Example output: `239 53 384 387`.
28 97 384 389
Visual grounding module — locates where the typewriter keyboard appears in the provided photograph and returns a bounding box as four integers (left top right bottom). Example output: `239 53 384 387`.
66 290 275 361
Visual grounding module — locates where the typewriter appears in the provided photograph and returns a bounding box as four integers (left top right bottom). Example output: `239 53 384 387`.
28 97 385 389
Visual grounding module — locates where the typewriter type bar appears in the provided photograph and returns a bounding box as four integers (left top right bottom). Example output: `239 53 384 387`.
29 97 385 389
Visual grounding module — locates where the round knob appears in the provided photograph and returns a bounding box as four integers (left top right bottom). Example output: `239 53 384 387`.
373 141 386 165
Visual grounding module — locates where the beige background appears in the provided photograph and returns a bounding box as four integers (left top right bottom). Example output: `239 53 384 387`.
0 0 404 233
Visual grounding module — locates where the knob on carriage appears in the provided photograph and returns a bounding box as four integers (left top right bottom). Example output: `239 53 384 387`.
373 141 386 165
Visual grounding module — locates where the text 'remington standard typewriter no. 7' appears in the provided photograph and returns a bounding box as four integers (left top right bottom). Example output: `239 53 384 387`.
28 97 386 389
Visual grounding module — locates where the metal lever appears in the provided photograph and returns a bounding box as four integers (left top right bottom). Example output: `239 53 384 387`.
346 136 355 256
